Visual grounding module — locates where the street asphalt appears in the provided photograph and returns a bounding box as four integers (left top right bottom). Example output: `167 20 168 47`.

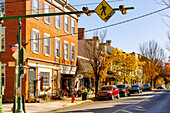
51 89 170 113
2 90 169 113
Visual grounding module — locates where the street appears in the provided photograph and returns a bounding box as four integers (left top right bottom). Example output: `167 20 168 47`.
48 89 170 113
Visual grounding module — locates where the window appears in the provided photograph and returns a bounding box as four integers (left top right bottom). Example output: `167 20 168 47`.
54 9 61 29
1 27 5 51
1 0 5 14
1 64 5 88
64 15 69 33
31 29 41 54
71 19 76 35
70 43 75 61
43 33 51 56
40 72 50 87
43 2 51 24
63 41 69 60
31 0 41 15
54 37 61 58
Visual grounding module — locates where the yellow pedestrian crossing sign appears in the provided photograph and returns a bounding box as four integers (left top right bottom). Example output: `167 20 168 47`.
95 0 115 22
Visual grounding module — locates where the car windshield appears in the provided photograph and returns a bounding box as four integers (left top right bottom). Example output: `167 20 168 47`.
143 84 149 86
132 85 138 87
100 87 112 91
117 85 125 88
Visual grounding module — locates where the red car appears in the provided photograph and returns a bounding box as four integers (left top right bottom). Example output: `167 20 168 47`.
97 85 120 100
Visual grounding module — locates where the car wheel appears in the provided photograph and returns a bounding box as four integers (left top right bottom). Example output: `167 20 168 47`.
110 94 114 100
124 92 127 97
117 93 120 99
138 90 140 94
97 98 101 101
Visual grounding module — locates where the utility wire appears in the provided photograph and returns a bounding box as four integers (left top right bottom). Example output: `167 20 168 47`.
7 7 170 45
48 7 170 39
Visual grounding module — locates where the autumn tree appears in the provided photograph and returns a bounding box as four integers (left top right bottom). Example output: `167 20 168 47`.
82 30 111 97
139 40 166 88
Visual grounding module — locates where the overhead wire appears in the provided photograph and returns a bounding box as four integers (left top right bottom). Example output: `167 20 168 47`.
20 6 170 45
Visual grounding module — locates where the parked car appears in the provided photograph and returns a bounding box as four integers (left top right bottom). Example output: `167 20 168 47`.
142 84 152 91
129 85 142 94
97 85 119 100
157 84 166 89
117 84 130 97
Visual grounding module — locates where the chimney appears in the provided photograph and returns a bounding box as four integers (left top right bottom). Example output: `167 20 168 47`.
78 28 85 40
106 40 112 46
93 36 99 40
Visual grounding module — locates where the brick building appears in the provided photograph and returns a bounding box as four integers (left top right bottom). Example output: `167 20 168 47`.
1 0 79 102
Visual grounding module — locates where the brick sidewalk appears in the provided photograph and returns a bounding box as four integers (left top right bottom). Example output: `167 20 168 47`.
2 94 95 113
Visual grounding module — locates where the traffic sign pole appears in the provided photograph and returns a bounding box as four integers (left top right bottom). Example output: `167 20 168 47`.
0 4 4 113
15 18 24 113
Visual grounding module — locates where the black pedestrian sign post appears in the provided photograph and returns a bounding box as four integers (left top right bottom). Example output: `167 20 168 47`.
95 0 115 22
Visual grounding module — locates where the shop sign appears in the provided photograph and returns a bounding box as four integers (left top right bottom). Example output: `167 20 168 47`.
70 66 77 74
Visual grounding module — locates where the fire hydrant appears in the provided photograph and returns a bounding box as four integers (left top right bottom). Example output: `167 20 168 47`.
71 94 75 103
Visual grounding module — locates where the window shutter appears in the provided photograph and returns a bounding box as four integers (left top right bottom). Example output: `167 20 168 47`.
31 31 34 52
63 43 65 60
63 16 65 31
70 44 72 61
31 0 33 14
59 41 61 58
49 7 51 24
38 0 41 14
43 35 45 55
38 33 41 53
67 44 70 60
73 21 76 35
49 37 51 56
54 10 56 27
54 39 56 57
43 3 45 22
74 46 75 61
67 17 70 33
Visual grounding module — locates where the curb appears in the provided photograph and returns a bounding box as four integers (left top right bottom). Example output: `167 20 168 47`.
62 100 93 107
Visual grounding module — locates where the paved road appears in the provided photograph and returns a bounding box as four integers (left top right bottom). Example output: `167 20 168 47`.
50 89 170 113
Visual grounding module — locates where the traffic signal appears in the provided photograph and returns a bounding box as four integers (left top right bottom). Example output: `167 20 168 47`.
119 5 127 14
82 7 92 16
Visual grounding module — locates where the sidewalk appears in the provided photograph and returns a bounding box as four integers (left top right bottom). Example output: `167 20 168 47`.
2 94 95 113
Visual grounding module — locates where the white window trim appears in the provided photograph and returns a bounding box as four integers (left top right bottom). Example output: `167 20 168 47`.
31 0 41 19
1 0 5 15
63 41 69 61
64 15 69 33
1 26 6 51
43 33 51 57
70 43 75 62
31 28 41 54
43 2 51 25
54 37 61 59
1 64 6 89
71 19 76 36
54 8 61 29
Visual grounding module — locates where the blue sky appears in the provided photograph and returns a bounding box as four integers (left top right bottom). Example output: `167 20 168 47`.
69 0 170 58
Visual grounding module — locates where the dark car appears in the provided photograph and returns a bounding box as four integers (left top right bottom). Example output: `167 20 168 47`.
142 84 152 91
97 85 119 100
117 84 130 97
129 85 142 94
